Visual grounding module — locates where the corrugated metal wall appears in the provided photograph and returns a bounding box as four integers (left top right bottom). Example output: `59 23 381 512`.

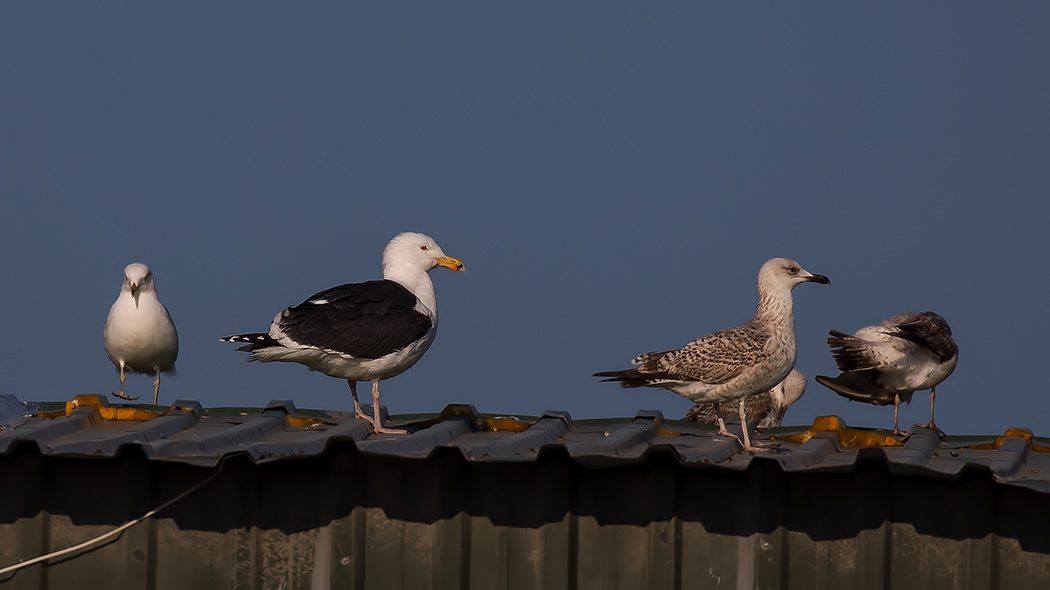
3 445 1050 589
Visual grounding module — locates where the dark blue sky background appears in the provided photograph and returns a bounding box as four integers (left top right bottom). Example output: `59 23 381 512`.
2 4 1047 435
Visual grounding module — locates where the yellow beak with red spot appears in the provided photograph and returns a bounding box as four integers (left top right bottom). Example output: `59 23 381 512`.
436 256 465 272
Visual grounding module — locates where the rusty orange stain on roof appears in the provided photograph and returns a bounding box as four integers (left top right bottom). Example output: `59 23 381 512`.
773 415 904 447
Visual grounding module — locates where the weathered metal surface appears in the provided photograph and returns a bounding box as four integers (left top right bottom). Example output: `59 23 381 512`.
2 394 1050 494
2 395 1050 588
0 396 38 432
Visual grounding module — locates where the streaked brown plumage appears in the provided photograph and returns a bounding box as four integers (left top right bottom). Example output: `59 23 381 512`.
595 258 829 452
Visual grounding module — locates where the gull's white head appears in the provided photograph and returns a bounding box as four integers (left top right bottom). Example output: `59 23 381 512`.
759 258 830 291
382 232 465 276
772 369 808 411
766 369 807 427
122 262 156 296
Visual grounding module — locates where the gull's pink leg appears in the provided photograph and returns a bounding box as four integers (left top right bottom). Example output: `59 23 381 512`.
111 361 139 401
371 380 407 435
348 380 375 425
739 398 768 453
892 395 903 436
922 387 946 435
713 403 743 447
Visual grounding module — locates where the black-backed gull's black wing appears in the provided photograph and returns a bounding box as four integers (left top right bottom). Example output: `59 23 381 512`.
275 280 432 359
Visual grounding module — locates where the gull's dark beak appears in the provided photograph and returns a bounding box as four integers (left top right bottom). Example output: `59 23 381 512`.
130 283 139 295
805 273 831 285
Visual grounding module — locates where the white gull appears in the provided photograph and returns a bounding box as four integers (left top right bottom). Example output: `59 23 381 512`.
103 263 179 404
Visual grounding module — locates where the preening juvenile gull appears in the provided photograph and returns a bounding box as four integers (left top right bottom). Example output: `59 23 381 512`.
816 311 958 436
103 263 179 404
684 369 807 428
221 232 464 435
595 258 829 452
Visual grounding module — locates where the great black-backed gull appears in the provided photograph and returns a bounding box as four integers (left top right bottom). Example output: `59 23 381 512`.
221 232 464 435
816 311 958 436
103 263 179 404
684 369 807 428
595 258 829 452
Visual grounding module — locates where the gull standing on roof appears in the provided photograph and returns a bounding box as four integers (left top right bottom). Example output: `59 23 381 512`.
595 258 830 452
684 369 807 429
104 263 179 404
816 311 958 436
221 232 464 435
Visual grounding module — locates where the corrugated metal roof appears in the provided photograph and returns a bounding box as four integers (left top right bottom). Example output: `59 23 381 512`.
2 393 1048 493
4 393 1050 589
0 395 38 431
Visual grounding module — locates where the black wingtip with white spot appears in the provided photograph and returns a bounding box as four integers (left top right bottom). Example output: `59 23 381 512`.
220 333 281 352
220 333 266 342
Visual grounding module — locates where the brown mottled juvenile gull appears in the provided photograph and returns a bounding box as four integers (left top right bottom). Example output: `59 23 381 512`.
595 258 829 452
684 369 807 428
816 311 958 436
221 232 464 435
103 263 179 404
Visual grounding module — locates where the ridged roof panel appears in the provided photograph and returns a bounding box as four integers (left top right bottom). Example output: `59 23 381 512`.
1 394 1047 492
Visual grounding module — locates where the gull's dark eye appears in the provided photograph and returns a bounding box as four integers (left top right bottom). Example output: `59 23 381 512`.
420 245 429 251
787 265 799 274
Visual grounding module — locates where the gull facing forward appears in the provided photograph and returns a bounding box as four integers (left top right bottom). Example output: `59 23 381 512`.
104 263 179 404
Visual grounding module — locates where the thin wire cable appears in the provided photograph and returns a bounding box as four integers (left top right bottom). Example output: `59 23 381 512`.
0 468 223 578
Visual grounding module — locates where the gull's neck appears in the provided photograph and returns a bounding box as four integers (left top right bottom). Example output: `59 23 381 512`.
753 280 795 333
384 264 438 320
121 285 159 308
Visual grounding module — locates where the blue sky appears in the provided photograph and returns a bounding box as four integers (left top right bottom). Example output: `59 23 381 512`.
2 4 1047 435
